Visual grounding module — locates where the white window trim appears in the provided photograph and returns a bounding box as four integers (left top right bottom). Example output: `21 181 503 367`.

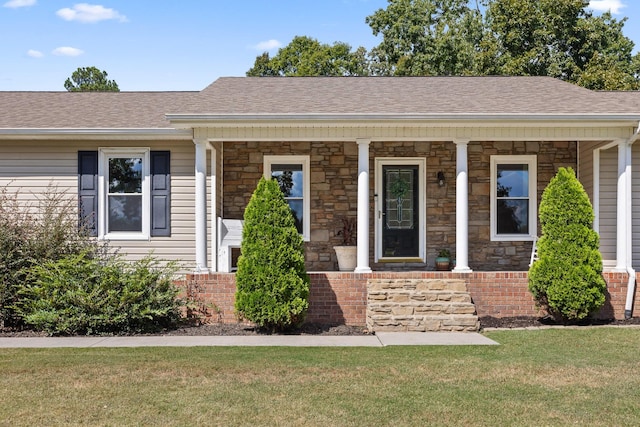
263 155 310 242
490 155 537 242
98 148 150 241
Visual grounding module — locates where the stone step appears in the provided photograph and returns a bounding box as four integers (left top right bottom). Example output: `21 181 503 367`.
368 290 472 303
368 302 477 315
368 278 468 292
366 278 479 332
367 314 480 332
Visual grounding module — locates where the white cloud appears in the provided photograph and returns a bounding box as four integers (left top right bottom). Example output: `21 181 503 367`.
3 0 36 8
254 39 282 51
56 3 127 23
27 49 43 58
52 46 84 56
588 0 626 14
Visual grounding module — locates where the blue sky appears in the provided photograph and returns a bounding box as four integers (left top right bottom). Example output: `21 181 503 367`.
1 0 638 91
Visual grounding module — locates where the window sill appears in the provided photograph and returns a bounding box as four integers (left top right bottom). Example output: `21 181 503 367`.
101 232 150 241
490 235 536 242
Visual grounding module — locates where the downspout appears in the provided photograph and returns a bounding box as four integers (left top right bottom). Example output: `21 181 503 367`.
624 123 640 319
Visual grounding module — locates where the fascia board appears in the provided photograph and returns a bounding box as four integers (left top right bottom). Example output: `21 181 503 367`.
0 128 193 140
166 113 640 129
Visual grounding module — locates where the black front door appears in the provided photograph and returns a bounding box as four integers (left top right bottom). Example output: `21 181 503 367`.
382 165 420 258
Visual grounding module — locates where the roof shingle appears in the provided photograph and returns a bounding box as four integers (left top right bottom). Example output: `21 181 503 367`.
1 77 639 130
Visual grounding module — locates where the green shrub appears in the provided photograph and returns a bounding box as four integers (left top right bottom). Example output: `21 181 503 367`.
235 177 309 331
0 185 97 327
529 167 606 322
1 184 189 334
15 251 181 335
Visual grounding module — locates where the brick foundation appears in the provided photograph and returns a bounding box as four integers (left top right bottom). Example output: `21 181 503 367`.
176 271 638 325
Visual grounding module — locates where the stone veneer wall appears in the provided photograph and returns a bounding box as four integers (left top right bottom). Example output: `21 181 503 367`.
467 141 577 270
174 271 637 325
222 140 576 272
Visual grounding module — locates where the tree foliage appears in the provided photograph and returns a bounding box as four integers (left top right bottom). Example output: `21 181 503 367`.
366 0 485 76
235 177 309 331
245 2 639 87
247 35 370 76
528 168 606 323
362 0 639 89
64 66 120 92
485 0 639 89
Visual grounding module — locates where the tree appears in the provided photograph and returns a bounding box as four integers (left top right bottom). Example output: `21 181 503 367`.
247 36 370 76
234 177 309 331
366 0 486 76
572 12 640 90
528 168 606 323
64 66 120 92
485 0 639 88
365 0 640 89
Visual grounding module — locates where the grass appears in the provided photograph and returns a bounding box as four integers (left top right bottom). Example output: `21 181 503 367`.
1 328 639 426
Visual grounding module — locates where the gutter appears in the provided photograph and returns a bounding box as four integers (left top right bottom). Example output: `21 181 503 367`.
166 112 640 123
624 122 640 319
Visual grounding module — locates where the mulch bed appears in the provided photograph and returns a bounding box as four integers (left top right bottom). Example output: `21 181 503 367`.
479 315 640 329
3 317 640 337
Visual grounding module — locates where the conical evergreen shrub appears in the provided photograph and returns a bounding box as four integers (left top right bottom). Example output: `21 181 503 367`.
528 167 606 322
235 177 309 331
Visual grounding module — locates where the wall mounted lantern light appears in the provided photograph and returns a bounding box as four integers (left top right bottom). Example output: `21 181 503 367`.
437 171 445 187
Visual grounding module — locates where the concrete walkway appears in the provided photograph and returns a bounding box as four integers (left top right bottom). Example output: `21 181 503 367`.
0 332 498 348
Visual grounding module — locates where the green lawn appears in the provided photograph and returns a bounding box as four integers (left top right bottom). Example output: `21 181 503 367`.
1 328 639 426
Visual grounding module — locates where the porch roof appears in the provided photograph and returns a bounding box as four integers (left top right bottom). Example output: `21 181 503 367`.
172 76 640 118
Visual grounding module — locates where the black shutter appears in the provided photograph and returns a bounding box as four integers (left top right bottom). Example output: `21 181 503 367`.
150 151 171 237
78 151 98 237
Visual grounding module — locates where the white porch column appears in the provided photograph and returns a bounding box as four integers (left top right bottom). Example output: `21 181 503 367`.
355 139 372 273
210 143 218 272
615 140 632 271
194 138 209 273
453 139 472 272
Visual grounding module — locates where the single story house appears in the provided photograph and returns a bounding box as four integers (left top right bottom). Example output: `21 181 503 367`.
1 76 639 328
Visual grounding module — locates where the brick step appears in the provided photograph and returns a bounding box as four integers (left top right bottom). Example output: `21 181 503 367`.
366 278 479 332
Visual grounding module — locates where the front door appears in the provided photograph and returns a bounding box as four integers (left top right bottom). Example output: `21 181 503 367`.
376 158 425 262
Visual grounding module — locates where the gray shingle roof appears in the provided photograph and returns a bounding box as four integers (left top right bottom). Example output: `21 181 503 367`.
0 91 196 128
183 76 640 116
1 77 639 130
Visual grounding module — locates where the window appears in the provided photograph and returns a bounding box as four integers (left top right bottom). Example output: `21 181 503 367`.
490 155 537 241
78 149 170 240
99 149 149 239
264 155 310 241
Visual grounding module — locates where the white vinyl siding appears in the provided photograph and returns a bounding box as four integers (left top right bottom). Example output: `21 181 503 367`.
0 139 200 271
598 147 617 264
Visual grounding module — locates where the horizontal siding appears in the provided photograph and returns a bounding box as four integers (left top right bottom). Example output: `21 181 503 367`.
577 141 599 203
599 147 617 262
0 139 202 271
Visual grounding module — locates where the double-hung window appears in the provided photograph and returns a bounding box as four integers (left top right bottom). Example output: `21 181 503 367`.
263 155 310 241
490 155 537 241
